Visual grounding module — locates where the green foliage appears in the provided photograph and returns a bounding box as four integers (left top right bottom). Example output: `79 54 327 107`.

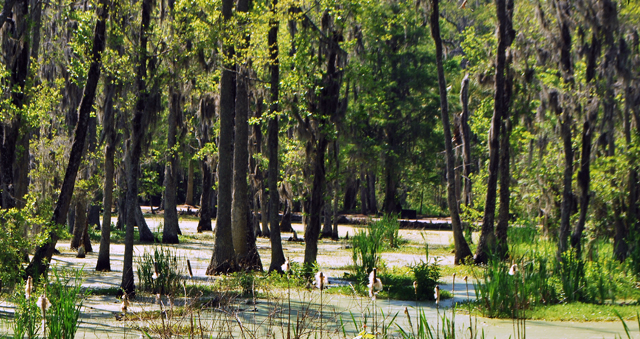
410 260 440 302
136 247 183 296
45 268 85 339
351 221 386 282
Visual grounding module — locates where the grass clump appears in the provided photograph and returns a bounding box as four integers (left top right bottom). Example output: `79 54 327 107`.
136 247 183 296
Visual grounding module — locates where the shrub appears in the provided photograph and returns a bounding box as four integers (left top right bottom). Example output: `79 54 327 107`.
137 247 183 296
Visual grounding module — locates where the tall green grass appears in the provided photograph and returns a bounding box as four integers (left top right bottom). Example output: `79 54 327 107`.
137 247 183 296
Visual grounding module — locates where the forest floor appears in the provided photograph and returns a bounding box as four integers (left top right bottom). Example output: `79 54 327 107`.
0 215 638 338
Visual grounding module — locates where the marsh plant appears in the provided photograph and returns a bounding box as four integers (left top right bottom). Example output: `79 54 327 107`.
12 269 84 339
137 247 183 296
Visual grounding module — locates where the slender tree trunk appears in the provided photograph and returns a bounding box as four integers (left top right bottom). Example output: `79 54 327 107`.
96 99 115 270
495 118 511 259
206 0 238 275
474 0 511 264
25 0 109 279
460 74 473 207
267 0 285 272
163 87 181 244
360 168 368 215
557 103 573 258
121 0 153 295
430 0 472 264
186 159 194 205
367 171 377 214
304 136 328 266
197 95 215 232
570 108 596 257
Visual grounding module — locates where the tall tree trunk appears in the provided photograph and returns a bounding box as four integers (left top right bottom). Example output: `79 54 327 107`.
360 168 368 215
197 95 215 232
556 96 573 258
460 74 473 208
367 171 377 214
206 0 238 275
621 85 638 260
121 0 153 295
0 0 30 209
430 0 472 264
25 0 109 279
571 107 596 257
304 136 328 266
231 0 260 269
96 92 115 269
163 87 181 244
474 0 510 264
71 199 87 249
267 0 285 272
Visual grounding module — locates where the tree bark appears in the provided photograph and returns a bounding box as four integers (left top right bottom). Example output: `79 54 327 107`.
25 0 109 279
267 0 285 272
474 0 510 264
430 0 472 264
206 0 238 275
186 159 195 206
163 87 181 244
460 74 473 207
0 0 30 209
570 107 596 257
197 95 215 233
304 136 328 266
121 0 153 295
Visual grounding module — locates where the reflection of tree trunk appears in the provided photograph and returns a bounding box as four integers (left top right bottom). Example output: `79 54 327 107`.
430 0 472 264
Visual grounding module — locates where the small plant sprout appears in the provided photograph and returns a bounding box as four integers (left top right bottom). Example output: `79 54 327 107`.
155 293 161 304
509 264 519 276
315 271 328 290
186 259 193 278
25 276 33 300
367 268 383 299
434 285 441 305
413 280 418 294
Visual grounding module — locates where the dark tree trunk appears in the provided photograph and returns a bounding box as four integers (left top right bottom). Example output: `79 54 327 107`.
360 168 368 215
322 183 333 238
556 97 573 258
96 79 115 270
495 26 514 260
197 95 215 232
280 200 292 232
367 171 377 214
186 159 195 206
25 0 109 279
206 0 238 275
267 0 285 272
0 0 30 209
71 199 87 250
163 87 181 244
430 0 472 264
122 0 153 295
571 108 596 257
304 136 328 266
382 156 399 214
460 74 473 207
